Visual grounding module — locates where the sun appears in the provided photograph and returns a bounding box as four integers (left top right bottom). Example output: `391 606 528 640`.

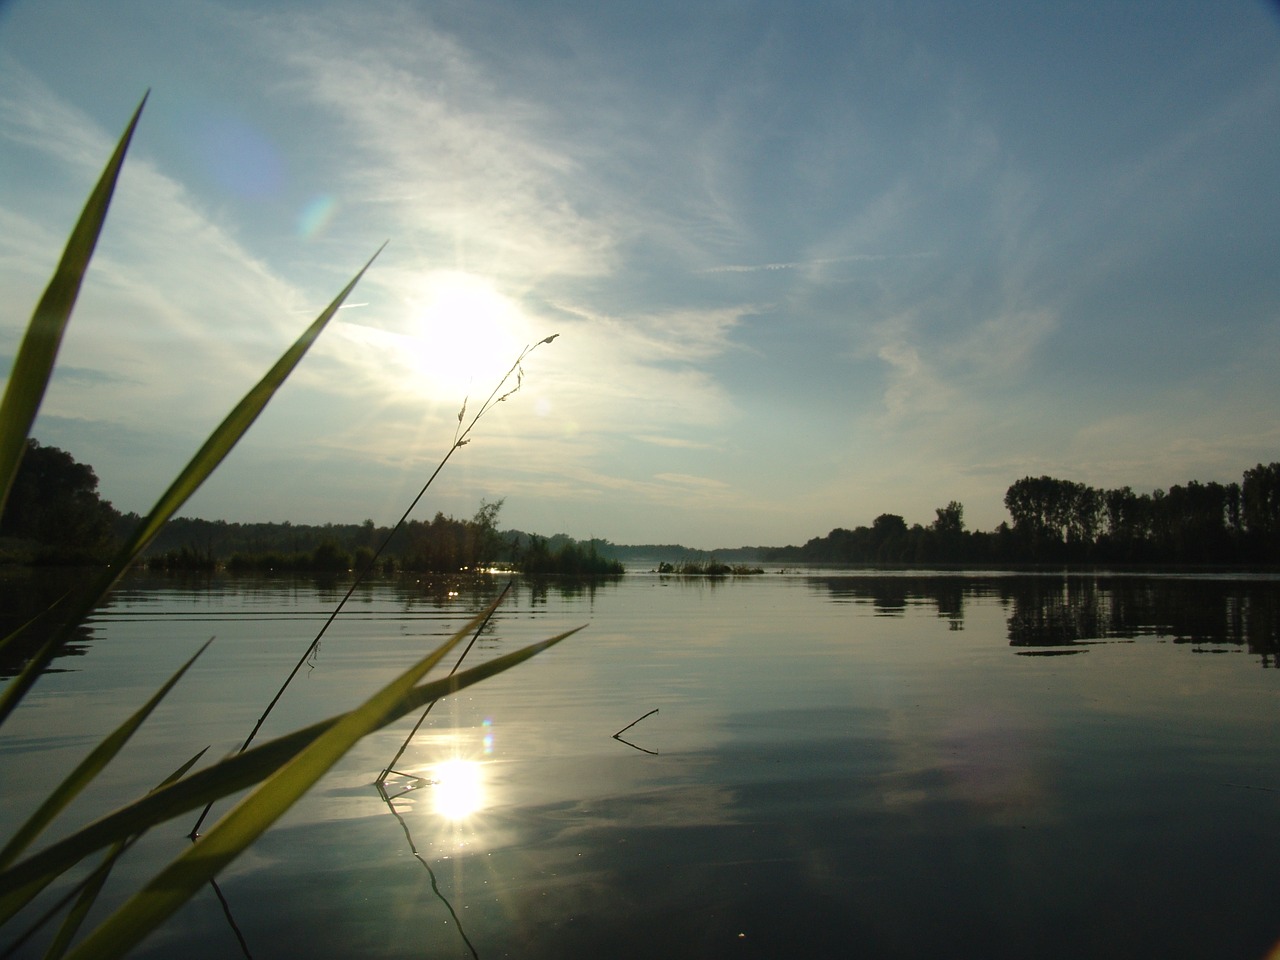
401 271 531 401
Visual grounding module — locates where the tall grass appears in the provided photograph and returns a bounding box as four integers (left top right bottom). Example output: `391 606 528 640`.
0 96 577 959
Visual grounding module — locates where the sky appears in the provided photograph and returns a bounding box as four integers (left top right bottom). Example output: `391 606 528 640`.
1 0 1279 549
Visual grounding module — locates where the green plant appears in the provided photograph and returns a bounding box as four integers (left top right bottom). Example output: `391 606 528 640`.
657 560 760 577
0 95 577 959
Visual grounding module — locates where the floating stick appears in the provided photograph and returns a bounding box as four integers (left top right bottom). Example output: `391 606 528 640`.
613 709 659 755
613 708 658 738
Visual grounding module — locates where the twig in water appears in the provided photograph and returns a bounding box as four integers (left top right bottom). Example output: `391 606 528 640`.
188 337 557 838
613 708 658 738
376 580 513 784
613 708 659 755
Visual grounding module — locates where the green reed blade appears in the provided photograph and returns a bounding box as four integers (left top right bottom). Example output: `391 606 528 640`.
0 246 383 730
0 96 146 517
0 640 212 870
61 620 579 960
0 616 580 926
35 748 209 960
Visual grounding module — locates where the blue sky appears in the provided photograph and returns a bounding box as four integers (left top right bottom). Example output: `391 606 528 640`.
2 0 1278 548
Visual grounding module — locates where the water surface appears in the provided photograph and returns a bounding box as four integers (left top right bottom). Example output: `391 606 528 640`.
2 569 1278 959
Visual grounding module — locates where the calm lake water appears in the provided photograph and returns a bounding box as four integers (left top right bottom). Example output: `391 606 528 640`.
2 567 1280 959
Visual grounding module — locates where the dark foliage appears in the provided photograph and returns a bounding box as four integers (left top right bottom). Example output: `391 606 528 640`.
516 535 624 578
767 463 1280 566
0 439 120 562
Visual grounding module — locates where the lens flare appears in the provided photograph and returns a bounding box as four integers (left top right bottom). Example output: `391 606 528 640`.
297 194 337 238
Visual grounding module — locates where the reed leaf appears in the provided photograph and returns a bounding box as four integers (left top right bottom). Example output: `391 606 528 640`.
61 617 580 960
0 640 212 870
0 96 146 517
26 749 209 960
0 618 581 925
0 246 383 730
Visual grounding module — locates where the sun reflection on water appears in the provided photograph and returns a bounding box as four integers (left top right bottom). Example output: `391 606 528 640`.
431 758 486 820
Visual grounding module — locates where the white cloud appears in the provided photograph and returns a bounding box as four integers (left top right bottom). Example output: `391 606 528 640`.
653 472 730 490
263 7 615 284
0 63 310 436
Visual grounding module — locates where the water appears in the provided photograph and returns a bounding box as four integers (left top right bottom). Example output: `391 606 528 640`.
2 568 1279 959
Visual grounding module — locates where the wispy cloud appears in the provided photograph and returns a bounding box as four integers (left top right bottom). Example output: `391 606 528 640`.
699 252 930 274
263 8 615 284
634 434 720 451
653 472 730 490
0 63 309 417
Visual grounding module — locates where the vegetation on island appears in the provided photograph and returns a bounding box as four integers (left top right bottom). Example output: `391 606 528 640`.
657 561 764 576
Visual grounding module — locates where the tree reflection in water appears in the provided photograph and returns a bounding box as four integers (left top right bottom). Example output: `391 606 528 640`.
811 573 1280 665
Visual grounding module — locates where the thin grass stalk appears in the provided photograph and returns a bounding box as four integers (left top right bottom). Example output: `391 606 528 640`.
189 338 555 835
0 621 583 922
0 96 146 516
376 580 513 783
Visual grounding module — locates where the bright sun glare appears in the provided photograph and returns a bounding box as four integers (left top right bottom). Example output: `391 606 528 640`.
403 271 530 401
432 758 485 820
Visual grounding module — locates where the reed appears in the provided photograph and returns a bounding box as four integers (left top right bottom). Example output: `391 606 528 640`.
0 96 577 959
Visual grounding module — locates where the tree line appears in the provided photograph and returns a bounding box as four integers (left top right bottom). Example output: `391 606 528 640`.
140 503 620 576
765 463 1280 565
3 439 1277 568
0 440 621 575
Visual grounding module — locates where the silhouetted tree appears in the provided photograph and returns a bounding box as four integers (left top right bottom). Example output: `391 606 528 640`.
469 498 505 568
1242 463 1280 561
1150 480 1238 562
0 439 119 558
867 513 904 561
928 501 966 561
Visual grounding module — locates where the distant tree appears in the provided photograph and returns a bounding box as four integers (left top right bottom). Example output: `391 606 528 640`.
1242 463 1280 561
870 513 908 562
1151 480 1238 562
927 501 966 561
1004 476 1100 559
1005 476 1065 557
0 439 119 556
469 499 505 567
932 501 965 536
